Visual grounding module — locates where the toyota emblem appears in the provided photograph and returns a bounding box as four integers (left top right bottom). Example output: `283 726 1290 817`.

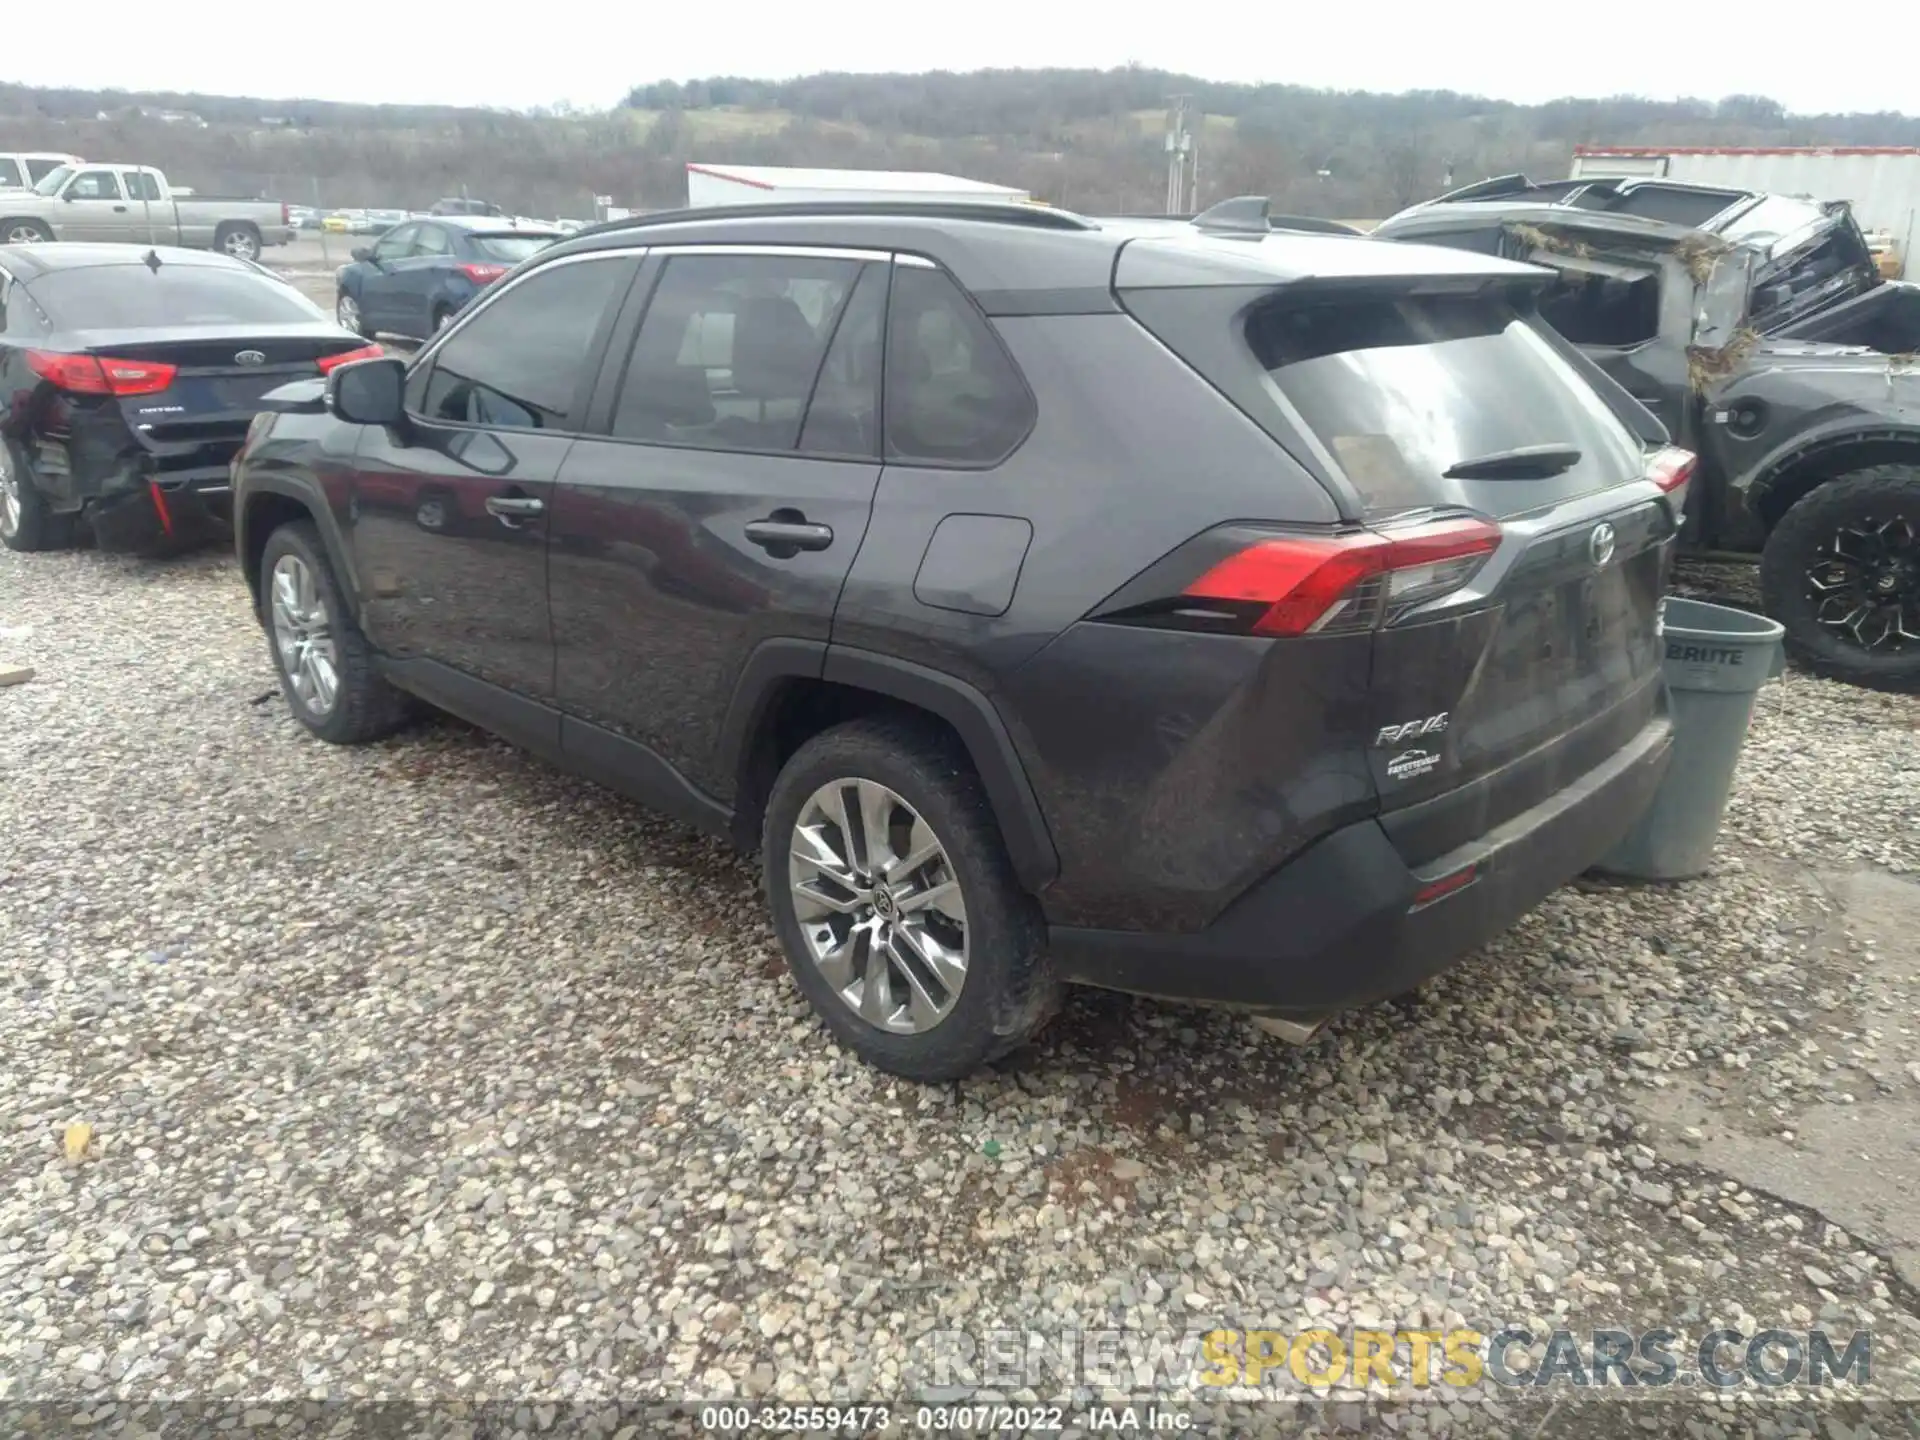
234 350 266 367
1589 522 1617 568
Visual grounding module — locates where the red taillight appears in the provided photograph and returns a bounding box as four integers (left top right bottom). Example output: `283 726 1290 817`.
458 263 508 284
316 344 386 375
1184 516 1502 637
26 350 176 397
1649 446 1696 494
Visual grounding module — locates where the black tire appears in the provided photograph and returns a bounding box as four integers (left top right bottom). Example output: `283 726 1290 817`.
1759 465 1920 692
257 520 413 744
761 716 1060 1082
336 290 373 339
215 223 262 262
0 438 78 553
1 219 52 245
430 304 454 337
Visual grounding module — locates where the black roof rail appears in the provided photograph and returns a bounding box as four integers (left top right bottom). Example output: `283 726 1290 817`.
569 199 1098 241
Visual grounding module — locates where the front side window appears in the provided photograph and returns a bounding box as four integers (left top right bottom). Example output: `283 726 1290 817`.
413 257 631 432
883 265 1035 466
66 170 123 201
372 225 415 262
610 252 860 452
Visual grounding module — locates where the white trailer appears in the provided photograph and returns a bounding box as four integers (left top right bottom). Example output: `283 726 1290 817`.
1571 146 1920 274
685 162 1030 209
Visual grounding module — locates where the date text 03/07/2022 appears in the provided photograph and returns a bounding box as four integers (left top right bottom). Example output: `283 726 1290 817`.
695 1403 1192 1432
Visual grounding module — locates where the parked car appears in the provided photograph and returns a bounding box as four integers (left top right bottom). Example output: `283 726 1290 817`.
0 164 294 260
288 205 321 231
1373 173 1920 690
367 208 408 235
322 212 355 235
0 243 378 554
231 198 1682 1080
333 216 563 342
430 197 506 218
0 152 84 193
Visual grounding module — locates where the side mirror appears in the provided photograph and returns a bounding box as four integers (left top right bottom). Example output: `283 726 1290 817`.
61 191 76 202
327 356 407 430
350 246 372 263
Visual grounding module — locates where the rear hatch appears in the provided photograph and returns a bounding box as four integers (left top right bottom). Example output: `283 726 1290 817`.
1116 240 1685 865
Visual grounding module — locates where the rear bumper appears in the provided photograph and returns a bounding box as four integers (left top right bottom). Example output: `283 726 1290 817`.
89 469 232 553
1046 710 1674 1017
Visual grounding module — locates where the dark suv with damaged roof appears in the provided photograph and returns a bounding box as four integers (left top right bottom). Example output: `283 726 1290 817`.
230 198 1682 1080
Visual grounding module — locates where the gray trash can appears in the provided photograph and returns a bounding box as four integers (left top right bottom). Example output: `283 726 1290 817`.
1592 597 1785 882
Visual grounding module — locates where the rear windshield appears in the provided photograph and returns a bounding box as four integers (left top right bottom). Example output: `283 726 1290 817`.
28 264 325 329
1250 292 1647 517
469 233 556 263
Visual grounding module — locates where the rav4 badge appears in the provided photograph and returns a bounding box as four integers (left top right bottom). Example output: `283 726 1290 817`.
1376 713 1449 746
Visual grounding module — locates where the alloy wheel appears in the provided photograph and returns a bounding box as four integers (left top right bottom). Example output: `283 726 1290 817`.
788 777 969 1035
223 231 259 260
4 224 44 245
0 447 19 540
1806 513 1920 652
337 294 362 332
269 553 341 717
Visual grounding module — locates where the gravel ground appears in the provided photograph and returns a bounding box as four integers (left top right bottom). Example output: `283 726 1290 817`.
3 545 1919 1435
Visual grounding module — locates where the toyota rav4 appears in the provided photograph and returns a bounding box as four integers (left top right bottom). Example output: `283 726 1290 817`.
230 199 1682 1080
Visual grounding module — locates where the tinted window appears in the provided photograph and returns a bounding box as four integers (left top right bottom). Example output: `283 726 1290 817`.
883 265 1034 466
415 257 629 431
372 224 415 261
1534 261 1662 348
469 234 556 263
412 226 451 257
799 263 886 458
66 170 123 201
28 264 325 328
1251 293 1647 518
611 253 858 452
0 159 23 189
1415 226 1508 257
25 158 65 185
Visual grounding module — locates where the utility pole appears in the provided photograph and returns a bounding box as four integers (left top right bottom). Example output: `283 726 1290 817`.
1164 95 1193 214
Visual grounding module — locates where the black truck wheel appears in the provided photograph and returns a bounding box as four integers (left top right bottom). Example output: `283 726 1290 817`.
1759 465 1920 692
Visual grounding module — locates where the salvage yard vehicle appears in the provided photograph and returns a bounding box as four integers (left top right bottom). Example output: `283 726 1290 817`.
0 243 378 554
334 216 563 343
0 164 295 260
232 199 1684 1080
0 152 83 192
1374 174 1920 689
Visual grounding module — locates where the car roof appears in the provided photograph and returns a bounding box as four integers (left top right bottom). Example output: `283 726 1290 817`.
426 215 559 234
535 199 1531 316
0 242 249 281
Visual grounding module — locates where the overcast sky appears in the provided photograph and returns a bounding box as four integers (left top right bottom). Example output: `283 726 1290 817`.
14 2 1919 117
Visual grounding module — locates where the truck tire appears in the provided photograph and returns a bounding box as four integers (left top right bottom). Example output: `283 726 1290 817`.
0 438 78 553
1759 465 1920 692
2 219 52 245
215 223 262 262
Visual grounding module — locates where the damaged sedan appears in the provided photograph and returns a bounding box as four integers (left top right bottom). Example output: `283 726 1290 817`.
1373 175 1920 690
1 244 377 554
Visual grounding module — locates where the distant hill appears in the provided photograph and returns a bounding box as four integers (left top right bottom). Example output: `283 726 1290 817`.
2 71 1916 220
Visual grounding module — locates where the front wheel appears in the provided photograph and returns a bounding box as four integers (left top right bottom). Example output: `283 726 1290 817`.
762 717 1059 1081
1759 465 1920 692
258 521 413 743
2 219 52 245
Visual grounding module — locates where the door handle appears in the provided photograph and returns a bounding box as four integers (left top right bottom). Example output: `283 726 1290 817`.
113 205 127 212
745 517 833 553
486 494 545 522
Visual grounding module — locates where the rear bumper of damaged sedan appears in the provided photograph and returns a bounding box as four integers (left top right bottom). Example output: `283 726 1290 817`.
87 464 232 553
1045 710 1675 1025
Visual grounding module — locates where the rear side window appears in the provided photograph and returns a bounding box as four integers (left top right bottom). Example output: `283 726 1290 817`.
884 265 1034 466
799 263 886 458
610 252 860 452
413 256 630 431
27 264 325 328
1250 293 1647 517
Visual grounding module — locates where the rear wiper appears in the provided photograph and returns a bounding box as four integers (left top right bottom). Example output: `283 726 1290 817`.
1442 444 1582 481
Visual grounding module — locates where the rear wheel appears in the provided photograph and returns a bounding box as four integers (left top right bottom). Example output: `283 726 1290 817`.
259 521 412 744
216 223 262 262
1760 466 1920 691
0 439 77 553
2 219 51 245
762 717 1059 1081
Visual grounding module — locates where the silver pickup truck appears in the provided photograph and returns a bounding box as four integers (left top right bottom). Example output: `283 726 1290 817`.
0 163 294 260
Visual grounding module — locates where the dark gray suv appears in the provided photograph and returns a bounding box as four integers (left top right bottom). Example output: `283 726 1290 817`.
230 199 1681 1080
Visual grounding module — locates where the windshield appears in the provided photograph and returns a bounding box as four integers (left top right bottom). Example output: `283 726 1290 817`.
469 233 558 262
28 263 325 328
34 165 74 197
1252 291 1647 518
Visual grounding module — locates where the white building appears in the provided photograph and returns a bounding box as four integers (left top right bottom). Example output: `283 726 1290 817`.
685 163 1031 209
